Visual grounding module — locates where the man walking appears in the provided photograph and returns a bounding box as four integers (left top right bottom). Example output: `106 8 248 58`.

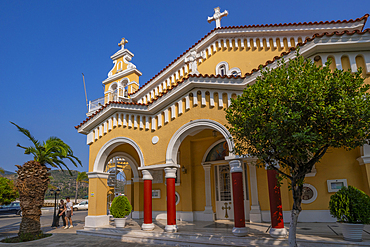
64 197 73 229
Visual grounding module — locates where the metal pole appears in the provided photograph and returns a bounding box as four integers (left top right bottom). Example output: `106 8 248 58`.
51 192 57 227
82 73 89 112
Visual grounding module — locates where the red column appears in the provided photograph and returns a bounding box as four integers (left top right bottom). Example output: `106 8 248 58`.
141 170 155 231
229 160 248 236
165 168 177 232
267 169 287 237
144 180 152 224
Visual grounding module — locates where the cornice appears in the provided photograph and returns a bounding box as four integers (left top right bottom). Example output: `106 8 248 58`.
110 49 134 61
102 68 142 85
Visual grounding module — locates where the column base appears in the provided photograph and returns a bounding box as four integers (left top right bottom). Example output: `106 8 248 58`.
269 227 288 238
165 225 178 233
84 215 110 229
250 205 262 222
232 227 248 237
141 223 155 231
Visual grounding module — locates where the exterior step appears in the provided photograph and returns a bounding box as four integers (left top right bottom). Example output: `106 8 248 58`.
77 228 282 246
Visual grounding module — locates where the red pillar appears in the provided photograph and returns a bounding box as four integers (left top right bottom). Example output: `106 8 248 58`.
267 169 287 237
165 168 177 232
141 170 155 231
229 160 248 236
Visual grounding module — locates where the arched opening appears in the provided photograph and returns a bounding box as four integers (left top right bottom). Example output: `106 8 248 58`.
88 137 144 221
166 119 234 165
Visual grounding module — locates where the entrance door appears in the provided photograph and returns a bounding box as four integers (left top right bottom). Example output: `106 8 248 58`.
215 165 234 220
215 163 250 220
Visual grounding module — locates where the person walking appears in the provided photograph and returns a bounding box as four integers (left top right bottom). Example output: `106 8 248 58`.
56 199 66 228
64 197 73 229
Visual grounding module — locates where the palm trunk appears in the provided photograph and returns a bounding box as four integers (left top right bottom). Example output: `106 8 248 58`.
75 181 79 204
288 180 303 247
15 161 50 236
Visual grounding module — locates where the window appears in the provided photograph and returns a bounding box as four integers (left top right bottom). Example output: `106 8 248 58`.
302 184 318 204
327 179 347 193
220 65 226 76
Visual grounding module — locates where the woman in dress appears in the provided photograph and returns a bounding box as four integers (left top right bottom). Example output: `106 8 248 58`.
56 199 66 228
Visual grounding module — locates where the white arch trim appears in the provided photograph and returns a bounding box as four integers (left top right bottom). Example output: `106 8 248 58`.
166 119 234 165
105 151 140 178
93 137 145 173
201 138 226 163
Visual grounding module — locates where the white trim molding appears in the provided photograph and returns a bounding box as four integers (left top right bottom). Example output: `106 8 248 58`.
87 171 109 179
302 183 318 204
84 215 110 229
93 137 145 173
166 119 234 165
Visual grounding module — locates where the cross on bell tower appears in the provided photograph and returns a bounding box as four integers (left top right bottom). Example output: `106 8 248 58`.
207 7 228 29
118 38 128 50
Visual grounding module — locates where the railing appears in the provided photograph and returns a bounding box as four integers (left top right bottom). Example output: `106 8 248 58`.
89 96 105 113
88 89 128 114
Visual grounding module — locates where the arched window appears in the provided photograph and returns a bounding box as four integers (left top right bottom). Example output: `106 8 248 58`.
220 65 226 76
205 141 229 162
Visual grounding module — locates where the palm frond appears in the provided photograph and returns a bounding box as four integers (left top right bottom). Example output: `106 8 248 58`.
10 122 40 148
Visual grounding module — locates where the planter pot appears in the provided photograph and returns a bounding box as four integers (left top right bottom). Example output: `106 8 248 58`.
114 217 127 228
337 222 364 242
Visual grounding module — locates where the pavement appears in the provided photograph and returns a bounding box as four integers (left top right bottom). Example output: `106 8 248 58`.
1 211 370 246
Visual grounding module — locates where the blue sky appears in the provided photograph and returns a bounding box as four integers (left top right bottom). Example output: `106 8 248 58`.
1 0 370 173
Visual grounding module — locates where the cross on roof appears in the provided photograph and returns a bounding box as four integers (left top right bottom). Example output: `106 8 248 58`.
207 7 228 29
118 38 128 50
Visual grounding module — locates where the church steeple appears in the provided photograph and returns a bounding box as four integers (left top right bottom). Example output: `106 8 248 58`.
102 37 142 98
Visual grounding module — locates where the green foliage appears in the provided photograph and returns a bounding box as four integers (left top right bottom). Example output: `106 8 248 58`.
0 177 18 205
44 170 88 199
0 167 4 175
225 51 370 181
11 122 82 175
77 171 88 183
329 186 370 224
110 196 132 218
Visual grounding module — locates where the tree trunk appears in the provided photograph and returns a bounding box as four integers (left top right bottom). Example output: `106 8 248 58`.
288 181 303 247
75 181 79 204
15 161 50 236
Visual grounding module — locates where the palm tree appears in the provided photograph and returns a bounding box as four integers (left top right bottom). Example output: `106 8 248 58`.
75 171 88 204
11 122 81 236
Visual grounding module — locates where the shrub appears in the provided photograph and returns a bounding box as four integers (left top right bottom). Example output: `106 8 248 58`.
110 196 132 218
329 185 370 224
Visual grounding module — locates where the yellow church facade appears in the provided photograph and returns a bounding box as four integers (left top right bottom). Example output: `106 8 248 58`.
76 9 370 235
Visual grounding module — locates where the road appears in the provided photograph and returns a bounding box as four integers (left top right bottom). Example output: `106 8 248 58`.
0 209 162 246
0 208 88 238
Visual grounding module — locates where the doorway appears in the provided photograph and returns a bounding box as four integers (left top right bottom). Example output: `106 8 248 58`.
214 163 250 220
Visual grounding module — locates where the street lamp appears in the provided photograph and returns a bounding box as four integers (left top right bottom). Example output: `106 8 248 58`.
50 188 60 227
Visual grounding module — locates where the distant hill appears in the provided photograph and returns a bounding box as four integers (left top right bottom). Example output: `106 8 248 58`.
3 169 88 200
3 170 15 175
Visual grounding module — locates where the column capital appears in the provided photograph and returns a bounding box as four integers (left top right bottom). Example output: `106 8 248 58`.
164 167 177 179
229 160 243 173
142 170 153 180
87 171 109 179
201 163 212 170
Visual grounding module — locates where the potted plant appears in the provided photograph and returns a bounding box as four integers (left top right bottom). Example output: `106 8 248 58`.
110 196 132 228
329 185 370 242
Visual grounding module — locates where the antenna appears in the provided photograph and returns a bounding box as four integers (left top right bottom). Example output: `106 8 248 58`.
82 73 88 112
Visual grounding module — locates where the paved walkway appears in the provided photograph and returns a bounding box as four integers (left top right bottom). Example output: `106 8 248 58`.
1 218 370 246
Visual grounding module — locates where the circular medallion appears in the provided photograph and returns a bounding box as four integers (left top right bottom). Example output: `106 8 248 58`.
302 184 317 204
152 136 159 144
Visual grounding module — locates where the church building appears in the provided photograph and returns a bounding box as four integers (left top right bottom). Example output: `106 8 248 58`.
75 8 370 236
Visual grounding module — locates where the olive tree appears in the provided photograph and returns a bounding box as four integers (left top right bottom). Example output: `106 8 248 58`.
225 51 370 247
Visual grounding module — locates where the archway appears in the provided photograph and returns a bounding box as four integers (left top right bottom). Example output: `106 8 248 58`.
165 119 234 165
93 137 145 173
